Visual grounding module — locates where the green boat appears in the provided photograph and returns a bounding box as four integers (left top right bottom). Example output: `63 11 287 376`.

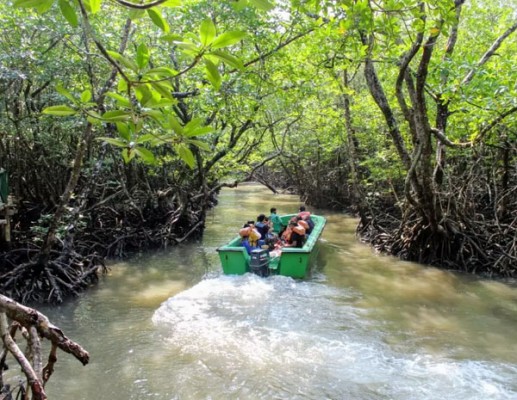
217 214 326 278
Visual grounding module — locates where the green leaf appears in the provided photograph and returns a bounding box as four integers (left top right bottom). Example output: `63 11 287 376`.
35 0 54 13
43 105 77 116
147 8 170 33
161 33 183 42
144 66 178 78
86 110 102 124
131 121 144 135
184 118 203 130
183 118 213 137
167 115 183 134
173 41 200 53
101 110 131 121
187 139 211 151
210 50 245 70
136 43 150 70
87 114 103 125
151 81 173 99
184 32 200 43
135 134 158 144
117 78 128 92
121 148 135 163
135 84 153 106
81 90 92 103
56 84 76 103
107 51 139 72
14 0 46 8
204 59 221 90
97 137 128 147
116 123 131 141
162 0 181 6
89 0 101 14
129 9 145 20
211 31 246 49
249 0 274 11
134 147 156 164
106 92 131 107
185 126 212 137
232 0 248 11
59 0 79 28
199 19 216 47
176 143 195 168
143 110 164 121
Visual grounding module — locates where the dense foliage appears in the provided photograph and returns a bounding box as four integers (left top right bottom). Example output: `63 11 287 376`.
0 0 515 306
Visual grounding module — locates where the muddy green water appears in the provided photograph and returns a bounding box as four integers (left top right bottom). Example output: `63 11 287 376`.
39 185 516 399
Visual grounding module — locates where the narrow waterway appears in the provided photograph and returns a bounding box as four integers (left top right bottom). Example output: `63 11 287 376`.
40 185 517 399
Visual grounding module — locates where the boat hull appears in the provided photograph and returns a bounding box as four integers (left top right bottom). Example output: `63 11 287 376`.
217 214 326 278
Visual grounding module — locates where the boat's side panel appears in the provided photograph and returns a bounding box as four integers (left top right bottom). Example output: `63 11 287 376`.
278 251 310 278
217 236 249 275
218 248 249 275
277 214 326 278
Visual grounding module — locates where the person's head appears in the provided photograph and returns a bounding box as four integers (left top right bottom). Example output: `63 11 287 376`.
289 221 297 228
257 214 266 222
296 216 302 221
247 220 255 226
270 207 277 214
299 205 306 212
239 226 251 239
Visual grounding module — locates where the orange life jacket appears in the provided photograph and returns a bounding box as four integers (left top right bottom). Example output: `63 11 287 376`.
239 227 251 237
298 211 311 219
298 220 309 231
249 228 261 246
293 225 306 236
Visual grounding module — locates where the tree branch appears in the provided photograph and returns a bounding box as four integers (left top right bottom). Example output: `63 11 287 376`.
431 105 517 146
0 295 89 365
461 21 517 86
114 0 169 9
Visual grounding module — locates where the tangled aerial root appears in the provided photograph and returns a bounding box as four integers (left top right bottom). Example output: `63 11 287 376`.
358 206 517 277
0 247 106 304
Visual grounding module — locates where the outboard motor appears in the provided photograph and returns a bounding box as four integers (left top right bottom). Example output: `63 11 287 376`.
249 249 270 277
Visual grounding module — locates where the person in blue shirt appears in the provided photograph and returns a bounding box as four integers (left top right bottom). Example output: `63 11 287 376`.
255 214 270 240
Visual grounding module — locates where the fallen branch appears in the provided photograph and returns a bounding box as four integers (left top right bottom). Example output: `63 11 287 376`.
0 295 88 399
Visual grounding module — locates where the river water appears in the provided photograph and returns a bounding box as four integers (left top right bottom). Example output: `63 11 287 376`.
40 185 517 399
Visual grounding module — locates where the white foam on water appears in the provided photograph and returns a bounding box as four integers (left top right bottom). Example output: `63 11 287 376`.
152 275 517 399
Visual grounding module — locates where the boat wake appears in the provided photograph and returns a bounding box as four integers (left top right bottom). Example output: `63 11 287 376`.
152 275 516 399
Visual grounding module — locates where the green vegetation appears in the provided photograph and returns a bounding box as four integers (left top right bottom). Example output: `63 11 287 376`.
0 0 515 305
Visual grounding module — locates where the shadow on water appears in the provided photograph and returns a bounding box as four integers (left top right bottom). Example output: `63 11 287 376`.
40 184 517 400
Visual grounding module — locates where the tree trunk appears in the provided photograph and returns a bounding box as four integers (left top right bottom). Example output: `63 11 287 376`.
37 123 93 267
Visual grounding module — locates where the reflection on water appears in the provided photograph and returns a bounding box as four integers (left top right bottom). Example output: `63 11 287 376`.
40 184 517 400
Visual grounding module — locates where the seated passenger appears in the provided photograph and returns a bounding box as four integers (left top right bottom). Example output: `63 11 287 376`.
285 222 306 248
298 205 311 219
244 220 261 246
281 222 293 243
239 225 257 255
297 216 310 234
298 206 314 234
255 214 270 240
